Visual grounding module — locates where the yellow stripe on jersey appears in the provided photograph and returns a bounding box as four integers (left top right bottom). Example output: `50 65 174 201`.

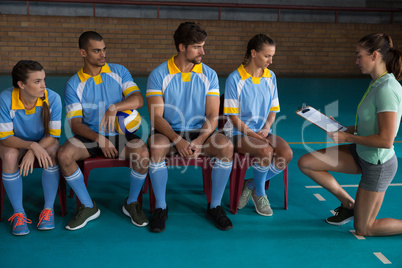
77 63 112 84
66 110 83 120
237 64 272 81
252 77 261 84
224 107 239 114
123 85 140 97
270 105 280 112
206 92 220 96
0 130 14 139
49 129 61 137
146 91 163 97
11 88 49 111
182 73 191 82
168 55 203 78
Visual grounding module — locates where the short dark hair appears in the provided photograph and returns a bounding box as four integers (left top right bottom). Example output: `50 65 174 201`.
79 31 103 50
173 22 207 52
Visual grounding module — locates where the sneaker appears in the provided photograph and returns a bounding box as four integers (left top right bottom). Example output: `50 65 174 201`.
37 208 55 230
149 207 168 233
326 205 354 226
65 201 100 231
251 191 273 216
122 198 148 227
238 179 253 209
8 213 32 236
207 204 233 231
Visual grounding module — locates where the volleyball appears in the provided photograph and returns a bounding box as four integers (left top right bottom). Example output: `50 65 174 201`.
115 109 141 134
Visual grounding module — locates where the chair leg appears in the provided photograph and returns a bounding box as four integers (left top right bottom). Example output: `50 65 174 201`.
284 166 289 210
201 158 213 204
230 159 249 215
147 175 156 214
265 166 289 210
57 177 67 217
0 178 4 222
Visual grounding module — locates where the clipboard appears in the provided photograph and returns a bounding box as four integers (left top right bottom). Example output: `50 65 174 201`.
296 105 347 132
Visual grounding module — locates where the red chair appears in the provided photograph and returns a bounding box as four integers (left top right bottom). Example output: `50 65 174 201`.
0 160 66 221
229 154 288 214
147 155 214 213
69 156 145 207
218 94 289 214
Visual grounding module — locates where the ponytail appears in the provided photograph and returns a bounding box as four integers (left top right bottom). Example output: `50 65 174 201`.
386 47 402 80
41 97 51 137
242 53 250 66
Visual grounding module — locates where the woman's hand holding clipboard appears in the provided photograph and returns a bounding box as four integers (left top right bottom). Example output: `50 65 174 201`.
296 104 347 133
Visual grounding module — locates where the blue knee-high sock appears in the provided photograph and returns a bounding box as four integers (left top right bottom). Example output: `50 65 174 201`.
252 163 270 197
265 163 283 181
64 167 93 208
149 161 168 209
127 169 147 204
42 165 60 210
210 159 233 209
2 171 24 214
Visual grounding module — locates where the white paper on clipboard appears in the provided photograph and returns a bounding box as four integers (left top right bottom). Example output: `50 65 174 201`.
296 106 347 132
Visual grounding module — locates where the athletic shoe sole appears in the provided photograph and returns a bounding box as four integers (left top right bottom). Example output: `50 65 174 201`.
149 226 166 233
12 229 30 236
38 225 55 231
251 195 273 217
326 216 354 226
122 206 148 227
65 209 101 231
206 213 233 231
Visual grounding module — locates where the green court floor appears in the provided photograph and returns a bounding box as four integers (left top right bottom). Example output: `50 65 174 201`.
1 75 401 267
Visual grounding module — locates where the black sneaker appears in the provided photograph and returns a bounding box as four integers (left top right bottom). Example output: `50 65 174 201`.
149 207 168 233
65 201 100 231
326 205 354 226
207 204 233 231
122 198 149 227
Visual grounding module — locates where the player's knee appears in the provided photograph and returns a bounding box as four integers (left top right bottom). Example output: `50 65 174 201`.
57 145 74 165
216 141 234 161
277 148 293 164
1 148 20 166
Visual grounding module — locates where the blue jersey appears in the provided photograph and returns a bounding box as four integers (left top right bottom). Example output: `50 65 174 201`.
0 87 62 141
64 63 140 135
223 65 280 137
146 56 220 131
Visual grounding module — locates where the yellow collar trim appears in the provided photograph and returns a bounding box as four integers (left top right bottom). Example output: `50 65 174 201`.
167 56 203 75
78 63 111 83
237 64 272 80
11 88 49 112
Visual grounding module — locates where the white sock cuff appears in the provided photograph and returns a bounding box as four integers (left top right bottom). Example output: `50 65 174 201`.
269 163 283 174
43 165 60 173
64 167 82 181
2 170 21 181
214 158 233 169
253 163 270 172
130 169 147 180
